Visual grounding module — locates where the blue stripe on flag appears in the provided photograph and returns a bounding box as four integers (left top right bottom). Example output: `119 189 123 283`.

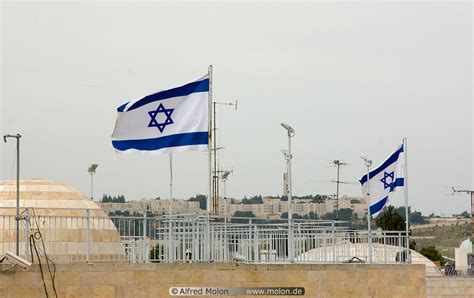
117 102 130 112
120 78 209 112
394 177 404 187
112 132 208 151
359 144 404 185
370 196 388 215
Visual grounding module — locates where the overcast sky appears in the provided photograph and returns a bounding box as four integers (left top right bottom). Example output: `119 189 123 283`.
1 1 472 215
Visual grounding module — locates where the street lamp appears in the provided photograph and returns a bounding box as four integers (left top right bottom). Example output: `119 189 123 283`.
361 156 373 263
280 123 295 262
88 164 98 200
4 134 21 255
221 170 232 261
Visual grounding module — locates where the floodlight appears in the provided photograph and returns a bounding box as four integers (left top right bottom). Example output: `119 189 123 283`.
88 164 98 173
360 156 372 167
280 123 295 136
2 252 32 270
221 171 232 180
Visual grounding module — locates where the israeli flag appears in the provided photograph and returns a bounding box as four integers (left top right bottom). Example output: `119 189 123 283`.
359 144 405 217
112 75 209 154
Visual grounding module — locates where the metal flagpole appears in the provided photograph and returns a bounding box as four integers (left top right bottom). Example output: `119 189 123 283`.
206 65 213 261
403 137 410 262
213 101 217 215
208 65 213 214
169 153 173 261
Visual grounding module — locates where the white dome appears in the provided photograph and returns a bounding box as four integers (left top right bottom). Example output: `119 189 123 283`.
459 238 472 251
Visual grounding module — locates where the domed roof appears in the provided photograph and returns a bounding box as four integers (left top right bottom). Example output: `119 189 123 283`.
0 179 126 263
459 238 472 251
0 179 104 216
296 242 442 276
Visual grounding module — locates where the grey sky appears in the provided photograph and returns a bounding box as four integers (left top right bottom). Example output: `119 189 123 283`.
1 1 472 215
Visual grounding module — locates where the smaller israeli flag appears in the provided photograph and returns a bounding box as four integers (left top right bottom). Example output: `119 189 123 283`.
112 74 209 154
359 144 405 217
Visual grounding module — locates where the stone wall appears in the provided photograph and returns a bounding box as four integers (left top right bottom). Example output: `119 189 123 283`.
426 277 474 297
0 263 426 297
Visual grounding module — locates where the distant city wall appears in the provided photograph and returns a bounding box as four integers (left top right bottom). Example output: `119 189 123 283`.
0 263 426 297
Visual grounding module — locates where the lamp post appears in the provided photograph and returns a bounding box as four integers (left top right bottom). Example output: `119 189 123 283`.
88 164 98 200
221 170 232 261
4 134 21 255
361 156 373 263
281 123 295 262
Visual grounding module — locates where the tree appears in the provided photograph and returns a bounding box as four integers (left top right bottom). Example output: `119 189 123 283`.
338 208 354 221
231 211 256 223
375 206 406 231
188 194 207 210
321 211 336 220
150 244 164 262
308 211 318 220
418 246 445 266
394 206 427 224
242 195 263 204
101 194 126 203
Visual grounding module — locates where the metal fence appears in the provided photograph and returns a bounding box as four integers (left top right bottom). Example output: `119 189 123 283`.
0 208 412 265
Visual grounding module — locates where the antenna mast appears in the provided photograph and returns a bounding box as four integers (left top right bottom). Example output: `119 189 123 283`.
331 160 349 220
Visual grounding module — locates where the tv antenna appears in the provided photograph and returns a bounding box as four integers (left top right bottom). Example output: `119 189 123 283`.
211 100 238 215
451 187 473 221
331 160 350 220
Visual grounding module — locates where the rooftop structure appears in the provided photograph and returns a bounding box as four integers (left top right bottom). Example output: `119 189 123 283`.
0 179 126 262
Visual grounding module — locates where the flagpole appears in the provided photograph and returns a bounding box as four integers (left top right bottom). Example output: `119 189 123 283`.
403 137 410 262
366 162 372 264
169 153 173 261
208 65 213 214
206 65 213 261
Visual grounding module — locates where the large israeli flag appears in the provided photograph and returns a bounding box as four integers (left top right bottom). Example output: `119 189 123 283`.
359 144 405 217
112 75 209 154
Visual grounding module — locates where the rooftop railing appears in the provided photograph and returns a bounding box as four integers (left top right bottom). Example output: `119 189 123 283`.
0 207 411 266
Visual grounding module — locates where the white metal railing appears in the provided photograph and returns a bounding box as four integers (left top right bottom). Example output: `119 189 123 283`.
0 208 411 265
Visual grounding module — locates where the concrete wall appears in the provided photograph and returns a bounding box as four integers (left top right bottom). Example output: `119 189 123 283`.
0 263 426 297
426 277 474 297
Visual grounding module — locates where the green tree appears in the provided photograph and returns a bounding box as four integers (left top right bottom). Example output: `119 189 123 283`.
321 211 336 220
308 211 318 220
338 208 354 221
231 211 256 223
242 195 263 204
150 244 164 262
394 206 427 224
102 194 126 203
375 206 406 231
418 246 445 266
188 194 207 210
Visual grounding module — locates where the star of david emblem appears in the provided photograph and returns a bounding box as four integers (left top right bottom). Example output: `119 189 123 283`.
148 103 174 133
380 171 395 191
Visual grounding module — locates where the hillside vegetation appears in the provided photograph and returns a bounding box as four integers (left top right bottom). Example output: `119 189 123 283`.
411 222 471 259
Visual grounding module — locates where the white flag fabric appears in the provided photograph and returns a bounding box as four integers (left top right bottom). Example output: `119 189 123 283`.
359 144 405 217
112 75 209 154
